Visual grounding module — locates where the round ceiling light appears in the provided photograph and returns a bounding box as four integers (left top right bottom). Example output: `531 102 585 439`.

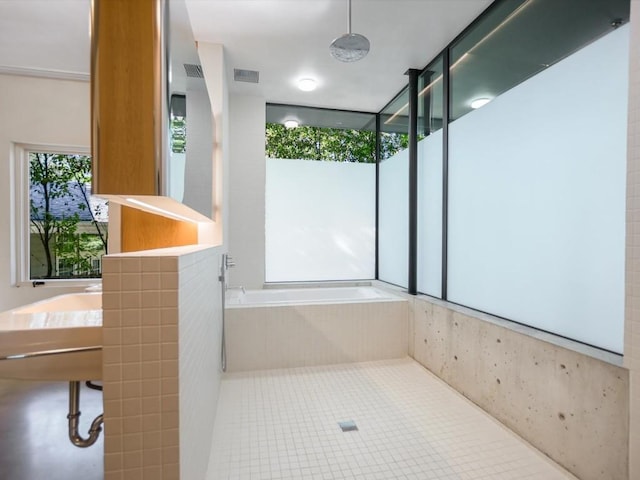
471 97 491 109
298 78 317 92
284 119 299 129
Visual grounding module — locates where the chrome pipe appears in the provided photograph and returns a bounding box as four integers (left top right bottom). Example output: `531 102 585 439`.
67 381 104 448
0 345 101 361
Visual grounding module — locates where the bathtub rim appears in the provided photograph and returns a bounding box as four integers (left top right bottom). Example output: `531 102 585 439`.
225 285 406 308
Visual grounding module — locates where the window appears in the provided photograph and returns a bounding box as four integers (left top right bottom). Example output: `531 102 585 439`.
445 0 628 353
378 89 410 288
13 144 108 284
265 104 376 282
371 0 630 353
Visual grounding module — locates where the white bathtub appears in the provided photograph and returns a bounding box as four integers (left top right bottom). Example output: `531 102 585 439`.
224 286 408 371
226 286 399 307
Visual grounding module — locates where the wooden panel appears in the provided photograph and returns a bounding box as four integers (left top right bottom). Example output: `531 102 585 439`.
120 206 198 252
92 0 160 195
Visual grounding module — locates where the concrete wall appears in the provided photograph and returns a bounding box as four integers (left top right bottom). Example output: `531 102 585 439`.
625 2 640 479
405 293 628 480
228 93 266 289
0 74 90 312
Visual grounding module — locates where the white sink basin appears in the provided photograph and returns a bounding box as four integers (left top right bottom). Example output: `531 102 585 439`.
0 293 102 381
12 292 102 313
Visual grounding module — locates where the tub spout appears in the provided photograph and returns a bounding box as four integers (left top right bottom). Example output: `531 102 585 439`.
67 381 104 448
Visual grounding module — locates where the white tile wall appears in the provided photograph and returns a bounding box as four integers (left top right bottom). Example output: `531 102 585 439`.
178 247 222 480
626 2 640 478
102 245 222 480
225 300 408 371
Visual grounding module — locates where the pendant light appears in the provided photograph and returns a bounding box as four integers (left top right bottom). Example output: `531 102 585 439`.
329 0 370 62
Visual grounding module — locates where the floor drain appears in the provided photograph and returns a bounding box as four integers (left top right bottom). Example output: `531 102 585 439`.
338 420 358 432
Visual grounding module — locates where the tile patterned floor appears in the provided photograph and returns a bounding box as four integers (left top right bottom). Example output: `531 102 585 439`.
208 358 577 480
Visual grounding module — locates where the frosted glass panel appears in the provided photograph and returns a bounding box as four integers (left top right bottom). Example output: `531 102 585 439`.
417 130 442 297
378 149 409 288
265 158 375 282
448 26 628 352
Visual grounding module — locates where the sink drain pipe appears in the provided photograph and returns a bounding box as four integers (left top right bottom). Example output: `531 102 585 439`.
67 381 104 448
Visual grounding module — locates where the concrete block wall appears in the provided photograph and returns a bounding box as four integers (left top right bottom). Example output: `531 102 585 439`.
407 295 628 480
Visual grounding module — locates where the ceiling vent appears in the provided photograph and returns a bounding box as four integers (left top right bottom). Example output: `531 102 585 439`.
183 63 204 78
234 68 259 84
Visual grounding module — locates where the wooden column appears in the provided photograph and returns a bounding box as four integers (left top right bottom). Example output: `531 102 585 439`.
91 0 163 196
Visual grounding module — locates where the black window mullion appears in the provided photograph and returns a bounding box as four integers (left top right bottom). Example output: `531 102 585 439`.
375 113 381 280
441 49 450 301
406 69 419 295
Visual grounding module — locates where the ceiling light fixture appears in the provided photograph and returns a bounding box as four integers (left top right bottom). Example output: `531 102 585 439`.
471 97 491 109
298 78 317 92
330 0 370 63
284 120 299 129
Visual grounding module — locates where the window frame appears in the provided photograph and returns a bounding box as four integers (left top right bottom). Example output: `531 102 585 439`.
11 142 104 288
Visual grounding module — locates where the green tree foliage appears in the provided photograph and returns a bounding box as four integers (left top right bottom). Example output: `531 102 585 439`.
266 124 376 163
265 123 410 163
29 152 108 279
171 116 186 154
380 132 410 160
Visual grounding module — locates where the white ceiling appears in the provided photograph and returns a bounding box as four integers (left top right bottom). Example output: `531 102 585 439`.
0 0 492 113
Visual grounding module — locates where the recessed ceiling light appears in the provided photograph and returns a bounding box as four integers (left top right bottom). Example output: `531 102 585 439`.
284 119 299 129
298 78 317 92
471 97 491 109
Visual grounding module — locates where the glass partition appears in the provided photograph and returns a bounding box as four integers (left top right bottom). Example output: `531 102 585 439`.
417 56 444 297
265 105 376 282
446 0 630 352
378 89 410 288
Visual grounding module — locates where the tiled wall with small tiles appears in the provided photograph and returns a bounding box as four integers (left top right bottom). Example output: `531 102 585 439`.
626 2 640 479
177 247 221 479
225 300 408 372
102 245 222 480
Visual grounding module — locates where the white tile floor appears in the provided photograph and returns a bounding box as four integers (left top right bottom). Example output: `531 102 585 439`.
208 358 577 480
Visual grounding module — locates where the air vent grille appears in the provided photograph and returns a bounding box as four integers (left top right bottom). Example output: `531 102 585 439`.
234 68 259 83
184 64 204 78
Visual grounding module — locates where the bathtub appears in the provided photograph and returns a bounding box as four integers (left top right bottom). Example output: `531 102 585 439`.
225 286 399 307
224 286 408 371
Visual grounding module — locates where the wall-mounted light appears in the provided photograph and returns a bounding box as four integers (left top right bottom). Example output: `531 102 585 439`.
297 78 317 92
471 97 492 109
284 119 299 129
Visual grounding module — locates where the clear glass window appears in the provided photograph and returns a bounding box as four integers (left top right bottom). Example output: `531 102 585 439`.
21 148 108 281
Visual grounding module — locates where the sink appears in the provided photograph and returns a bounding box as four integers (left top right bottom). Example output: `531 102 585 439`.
0 293 102 381
12 292 102 313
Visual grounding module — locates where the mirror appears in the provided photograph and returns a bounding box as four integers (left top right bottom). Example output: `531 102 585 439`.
166 0 215 219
